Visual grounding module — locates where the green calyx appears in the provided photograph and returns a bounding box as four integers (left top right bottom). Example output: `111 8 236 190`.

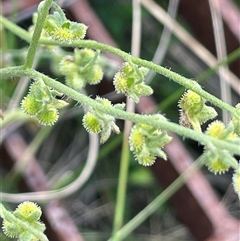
59 48 104 91
113 62 153 103
44 11 87 43
21 79 68 126
129 121 172 166
179 88 217 131
82 97 125 143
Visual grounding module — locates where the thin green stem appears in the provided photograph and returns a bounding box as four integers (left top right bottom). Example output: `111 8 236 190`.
159 47 240 111
197 48 240 82
112 0 141 234
24 0 53 69
1 66 239 156
42 40 238 115
14 126 52 173
108 158 203 241
0 15 237 115
0 108 32 132
112 134 130 237
0 15 30 41
0 19 8 52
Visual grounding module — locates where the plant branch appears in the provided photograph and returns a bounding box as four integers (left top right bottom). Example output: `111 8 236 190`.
24 0 53 69
1 66 239 155
0 15 237 116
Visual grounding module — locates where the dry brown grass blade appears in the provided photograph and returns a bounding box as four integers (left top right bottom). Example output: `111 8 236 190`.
141 0 240 95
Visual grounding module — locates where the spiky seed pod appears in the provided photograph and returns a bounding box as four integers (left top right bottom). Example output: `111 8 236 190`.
179 90 204 115
178 88 218 130
86 65 104 85
206 120 238 140
59 55 78 76
13 202 42 222
2 220 21 238
21 95 41 116
136 152 156 166
37 108 59 126
113 62 152 103
75 48 95 65
1 201 46 240
205 156 230 174
113 72 128 94
83 112 102 134
129 125 145 152
206 120 225 138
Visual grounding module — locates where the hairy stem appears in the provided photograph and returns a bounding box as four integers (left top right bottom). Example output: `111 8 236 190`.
24 0 53 69
0 15 237 116
1 66 239 155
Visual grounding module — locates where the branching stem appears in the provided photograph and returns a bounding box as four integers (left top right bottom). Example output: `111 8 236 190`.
24 0 53 69
0 14 237 117
1 66 239 155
